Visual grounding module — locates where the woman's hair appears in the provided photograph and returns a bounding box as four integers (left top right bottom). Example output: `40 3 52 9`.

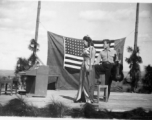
83 35 94 47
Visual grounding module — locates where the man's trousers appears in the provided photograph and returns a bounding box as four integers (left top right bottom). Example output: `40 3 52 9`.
95 62 115 98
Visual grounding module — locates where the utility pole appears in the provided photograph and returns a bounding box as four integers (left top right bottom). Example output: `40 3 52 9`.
34 1 44 65
34 1 41 53
132 3 140 92
134 3 139 52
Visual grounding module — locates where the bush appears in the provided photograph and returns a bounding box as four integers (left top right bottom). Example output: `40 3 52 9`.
1 97 39 116
0 98 152 119
69 104 152 119
82 103 112 119
40 99 69 118
142 65 152 93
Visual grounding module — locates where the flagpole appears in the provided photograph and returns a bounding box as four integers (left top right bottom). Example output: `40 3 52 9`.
35 1 41 52
134 3 139 52
132 3 139 92
34 1 44 65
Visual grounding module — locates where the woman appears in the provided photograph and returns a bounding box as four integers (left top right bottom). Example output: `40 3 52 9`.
74 35 96 103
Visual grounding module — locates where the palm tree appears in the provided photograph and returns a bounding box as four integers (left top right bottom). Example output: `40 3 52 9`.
15 57 30 74
125 46 142 92
28 39 39 53
28 53 39 67
14 39 40 74
28 39 39 67
143 65 152 93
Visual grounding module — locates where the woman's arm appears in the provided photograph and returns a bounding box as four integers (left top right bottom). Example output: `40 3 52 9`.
81 48 90 57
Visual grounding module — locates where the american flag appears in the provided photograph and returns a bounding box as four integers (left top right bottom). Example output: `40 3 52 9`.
63 37 115 70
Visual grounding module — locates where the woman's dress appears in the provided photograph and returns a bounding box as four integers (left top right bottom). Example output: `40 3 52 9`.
75 46 96 103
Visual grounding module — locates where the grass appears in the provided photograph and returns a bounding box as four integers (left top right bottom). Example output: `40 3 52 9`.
0 97 152 119
0 97 39 117
39 99 69 117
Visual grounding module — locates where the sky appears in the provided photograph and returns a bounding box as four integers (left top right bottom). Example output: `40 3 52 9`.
0 0 152 72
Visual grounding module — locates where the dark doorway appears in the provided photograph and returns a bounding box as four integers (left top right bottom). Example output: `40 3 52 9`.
47 82 56 90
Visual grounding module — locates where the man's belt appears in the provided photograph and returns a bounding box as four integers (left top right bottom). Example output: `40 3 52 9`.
102 61 112 64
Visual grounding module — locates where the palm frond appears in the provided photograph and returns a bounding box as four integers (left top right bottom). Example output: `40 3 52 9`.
28 39 39 52
14 57 30 74
136 46 140 53
136 56 142 63
127 46 133 53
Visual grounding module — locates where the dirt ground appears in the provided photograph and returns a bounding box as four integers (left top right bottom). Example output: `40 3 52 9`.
0 90 152 112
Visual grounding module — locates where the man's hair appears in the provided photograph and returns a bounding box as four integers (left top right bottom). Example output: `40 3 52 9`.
83 35 94 47
103 39 111 45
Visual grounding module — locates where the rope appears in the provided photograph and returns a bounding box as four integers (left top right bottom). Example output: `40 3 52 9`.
39 21 48 31
126 29 135 38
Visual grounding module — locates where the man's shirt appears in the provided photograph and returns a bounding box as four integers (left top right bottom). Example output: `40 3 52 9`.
95 48 118 64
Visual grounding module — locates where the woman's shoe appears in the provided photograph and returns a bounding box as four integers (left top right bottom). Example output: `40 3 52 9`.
86 99 93 104
86 99 94 104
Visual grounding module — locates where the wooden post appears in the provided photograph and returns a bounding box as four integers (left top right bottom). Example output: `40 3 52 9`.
35 1 41 42
132 3 140 92
34 1 41 54
34 1 44 65
134 3 139 52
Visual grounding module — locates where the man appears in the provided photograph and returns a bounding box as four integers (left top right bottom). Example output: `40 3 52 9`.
94 39 118 100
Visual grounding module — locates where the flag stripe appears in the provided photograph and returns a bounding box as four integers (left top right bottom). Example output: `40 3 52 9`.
95 48 104 52
64 59 82 65
65 62 82 67
93 40 114 44
94 43 114 47
94 44 104 47
65 57 83 62
64 64 81 69
65 54 83 60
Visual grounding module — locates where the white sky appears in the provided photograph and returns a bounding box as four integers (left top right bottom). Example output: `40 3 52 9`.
0 0 152 71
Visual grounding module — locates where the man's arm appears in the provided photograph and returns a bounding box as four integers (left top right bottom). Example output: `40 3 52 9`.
94 51 102 65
